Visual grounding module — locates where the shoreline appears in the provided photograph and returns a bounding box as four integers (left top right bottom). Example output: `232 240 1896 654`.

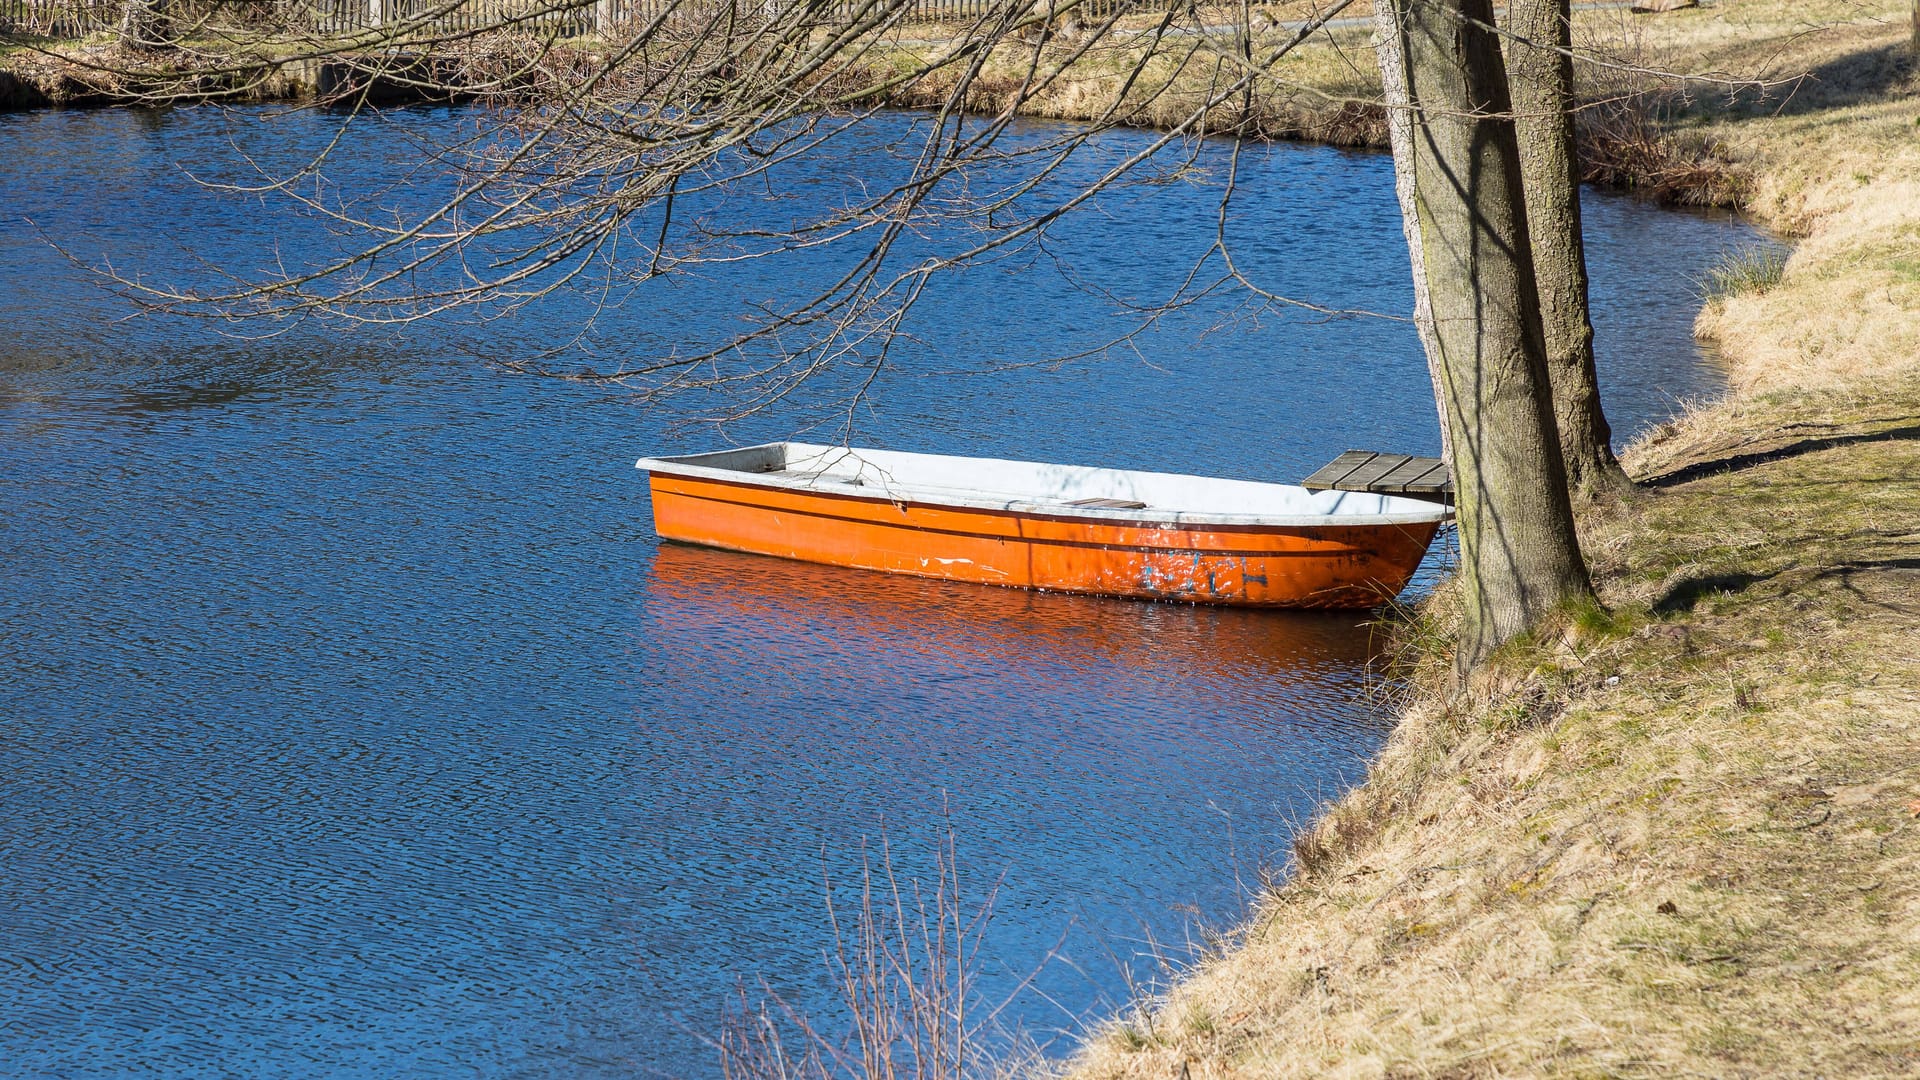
0 9 1739 208
1065 2 1920 1075
8 2 1915 1073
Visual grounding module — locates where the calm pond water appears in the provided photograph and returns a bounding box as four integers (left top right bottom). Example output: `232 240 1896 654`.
0 105 1772 1078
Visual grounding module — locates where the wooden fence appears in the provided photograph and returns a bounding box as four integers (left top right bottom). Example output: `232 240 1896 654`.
2 0 1157 38
308 0 1161 34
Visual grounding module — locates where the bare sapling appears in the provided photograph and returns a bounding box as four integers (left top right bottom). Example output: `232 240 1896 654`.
713 819 1050 1080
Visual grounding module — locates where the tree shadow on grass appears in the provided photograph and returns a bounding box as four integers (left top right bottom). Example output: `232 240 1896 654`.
1812 557 1920 615
1652 570 1775 616
1653 559 1920 617
1641 425 1920 489
1764 41 1917 118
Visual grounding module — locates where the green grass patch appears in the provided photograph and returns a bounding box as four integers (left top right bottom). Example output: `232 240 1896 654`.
1699 246 1788 300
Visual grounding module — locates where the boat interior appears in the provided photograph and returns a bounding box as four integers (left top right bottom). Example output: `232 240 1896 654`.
639 443 1450 523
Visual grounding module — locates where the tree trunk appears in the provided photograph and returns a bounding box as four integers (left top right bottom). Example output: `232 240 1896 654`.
1504 0 1629 498
1372 0 1452 464
1375 0 1594 671
117 0 170 51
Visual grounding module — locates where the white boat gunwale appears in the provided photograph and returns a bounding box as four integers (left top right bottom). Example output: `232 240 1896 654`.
635 441 1455 530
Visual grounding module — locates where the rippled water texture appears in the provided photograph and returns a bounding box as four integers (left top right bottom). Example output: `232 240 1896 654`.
0 106 1773 1078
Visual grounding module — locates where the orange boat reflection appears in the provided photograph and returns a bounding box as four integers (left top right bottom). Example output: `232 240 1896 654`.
644 542 1389 685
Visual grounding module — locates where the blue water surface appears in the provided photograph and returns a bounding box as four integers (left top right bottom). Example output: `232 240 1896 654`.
0 104 1772 1078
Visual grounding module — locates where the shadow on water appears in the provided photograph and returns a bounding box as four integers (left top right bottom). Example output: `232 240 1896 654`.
0 339 472 417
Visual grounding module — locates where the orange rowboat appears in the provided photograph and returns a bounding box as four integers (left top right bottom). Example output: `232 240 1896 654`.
635 443 1451 609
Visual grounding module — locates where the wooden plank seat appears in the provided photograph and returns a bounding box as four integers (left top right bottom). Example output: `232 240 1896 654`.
1303 450 1454 504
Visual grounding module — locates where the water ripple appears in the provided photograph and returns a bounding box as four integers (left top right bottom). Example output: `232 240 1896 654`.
0 105 1773 1079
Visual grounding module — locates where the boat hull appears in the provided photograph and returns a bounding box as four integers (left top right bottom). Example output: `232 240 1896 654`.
647 472 1439 609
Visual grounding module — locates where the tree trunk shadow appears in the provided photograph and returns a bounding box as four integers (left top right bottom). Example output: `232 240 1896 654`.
1651 570 1774 615
1641 424 1920 488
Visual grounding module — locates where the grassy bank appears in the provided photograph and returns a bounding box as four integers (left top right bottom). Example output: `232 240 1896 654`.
877 0 1756 200
9 5 1916 1069
1059 3 1920 1075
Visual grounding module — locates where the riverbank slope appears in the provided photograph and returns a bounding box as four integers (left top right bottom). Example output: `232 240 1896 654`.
11 3 1915 1071
1064 3 1920 1076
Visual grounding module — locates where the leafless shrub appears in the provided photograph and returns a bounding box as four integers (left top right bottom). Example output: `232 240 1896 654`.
712 821 1050 1080
1569 11 1747 206
1575 90 1743 206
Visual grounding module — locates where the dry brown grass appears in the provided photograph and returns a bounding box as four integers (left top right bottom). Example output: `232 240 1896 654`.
7 5 1911 1075
1692 110 1920 393
872 14 1388 144
1064 396 1920 1078
870 0 1847 199
1611 0 1920 392
1056 3 1920 1076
